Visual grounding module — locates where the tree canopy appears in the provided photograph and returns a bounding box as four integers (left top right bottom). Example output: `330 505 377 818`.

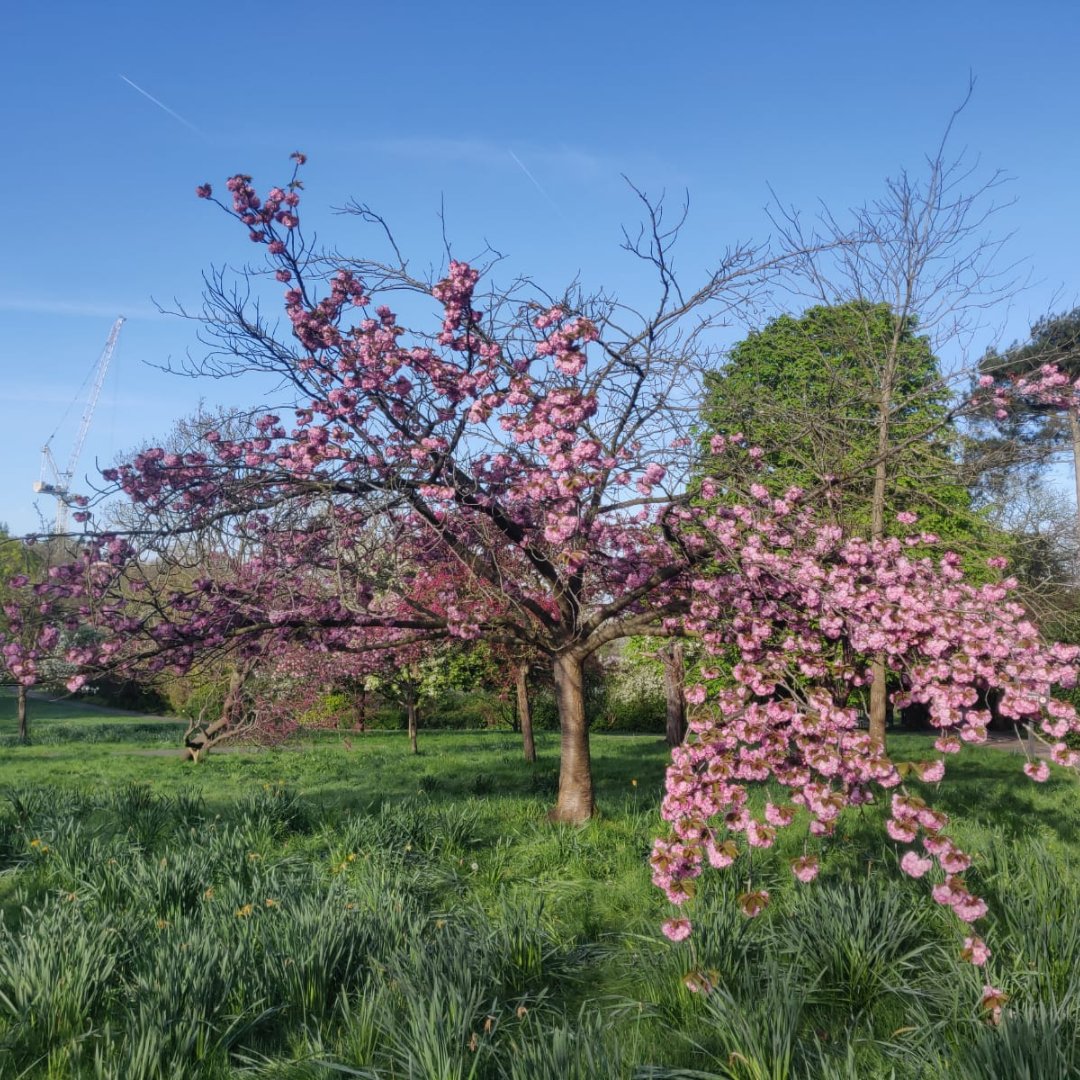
700 301 984 548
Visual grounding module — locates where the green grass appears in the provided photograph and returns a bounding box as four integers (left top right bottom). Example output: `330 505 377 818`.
0 689 186 750
0 711 1077 1077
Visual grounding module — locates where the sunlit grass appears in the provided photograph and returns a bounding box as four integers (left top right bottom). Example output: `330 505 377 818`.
0 717 1077 1076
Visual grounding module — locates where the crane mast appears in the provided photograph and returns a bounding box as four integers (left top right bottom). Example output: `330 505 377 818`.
34 316 125 533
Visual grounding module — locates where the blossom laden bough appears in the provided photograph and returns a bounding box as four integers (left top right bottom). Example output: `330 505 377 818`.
651 496 1080 972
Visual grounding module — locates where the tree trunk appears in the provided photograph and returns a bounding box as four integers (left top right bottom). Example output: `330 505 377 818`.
550 653 594 823
515 663 536 763
405 683 419 755
661 641 687 747
184 664 250 761
1069 408 1080 570
868 658 888 747
16 685 28 745
868 367 892 749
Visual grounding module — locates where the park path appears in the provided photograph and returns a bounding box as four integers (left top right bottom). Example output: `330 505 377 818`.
980 729 1055 760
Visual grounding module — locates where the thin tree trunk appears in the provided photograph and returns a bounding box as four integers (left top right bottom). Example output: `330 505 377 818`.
405 683 419 755
550 653 594 823
868 369 892 749
661 642 687 747
1069 409 1080 571
515 663 536 763
868 658 888 747
16 685 28 745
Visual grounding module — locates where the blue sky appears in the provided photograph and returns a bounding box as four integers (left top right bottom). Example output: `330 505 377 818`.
2 0 1078 534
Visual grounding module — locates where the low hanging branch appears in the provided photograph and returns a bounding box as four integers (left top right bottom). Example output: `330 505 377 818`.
650 488 1080 999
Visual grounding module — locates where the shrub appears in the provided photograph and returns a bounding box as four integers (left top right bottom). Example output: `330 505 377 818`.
297 691 358 729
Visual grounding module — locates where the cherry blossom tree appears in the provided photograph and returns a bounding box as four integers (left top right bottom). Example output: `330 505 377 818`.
0 534 79 745
0 532 48 744
40 156 797 821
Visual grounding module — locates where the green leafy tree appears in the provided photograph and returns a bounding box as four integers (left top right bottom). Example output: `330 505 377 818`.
700 301 994 742
701 301 980 537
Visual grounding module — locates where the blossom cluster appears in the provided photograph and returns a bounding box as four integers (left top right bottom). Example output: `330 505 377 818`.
979 362 1079 419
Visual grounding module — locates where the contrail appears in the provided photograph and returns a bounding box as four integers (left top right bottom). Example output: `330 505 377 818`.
118 74 202 135
507 149 563 217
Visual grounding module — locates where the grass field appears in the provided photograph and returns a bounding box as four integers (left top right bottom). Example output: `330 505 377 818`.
0 693 1078 1077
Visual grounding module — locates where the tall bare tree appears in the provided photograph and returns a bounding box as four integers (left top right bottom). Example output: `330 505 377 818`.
764 91 1018 745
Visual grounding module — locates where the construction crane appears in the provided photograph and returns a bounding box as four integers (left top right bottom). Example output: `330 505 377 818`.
34 316 125 533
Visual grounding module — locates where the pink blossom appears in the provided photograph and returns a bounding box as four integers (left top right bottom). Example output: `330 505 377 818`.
961 935 991 966
938 848 971 874
661 918 692 942
746 820 776 848
705 838 738 868
1023 761 1050 782
791 855 819 883
932 882 956 906
918 760 945 783
683 969 718 994
953 896 989 923
886 817 917 843
900 851 933 878
980 985 1007 1024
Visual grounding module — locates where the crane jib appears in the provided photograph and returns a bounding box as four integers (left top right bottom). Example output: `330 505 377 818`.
34 316 125 533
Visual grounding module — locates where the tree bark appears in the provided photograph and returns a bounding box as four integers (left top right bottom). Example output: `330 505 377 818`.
868 658 888 747
661 641 687 747
550 653 594 823
405 682 419 754
16 685 28 745
515 662 536 763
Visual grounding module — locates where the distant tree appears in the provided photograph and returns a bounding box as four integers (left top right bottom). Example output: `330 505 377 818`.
982 472 1080 641
0 530 50 744
979 307 1080 553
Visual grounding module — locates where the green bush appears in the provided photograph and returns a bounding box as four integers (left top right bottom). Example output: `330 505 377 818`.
428 689 510 730
297 691 358 729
